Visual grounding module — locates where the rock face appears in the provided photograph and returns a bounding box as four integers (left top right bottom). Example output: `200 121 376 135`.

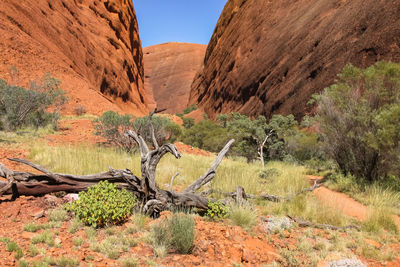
144 43 207 114
189 0 400 119
0 0 147 115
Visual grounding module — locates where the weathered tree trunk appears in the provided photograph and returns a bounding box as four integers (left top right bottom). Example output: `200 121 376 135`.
0 110 235 217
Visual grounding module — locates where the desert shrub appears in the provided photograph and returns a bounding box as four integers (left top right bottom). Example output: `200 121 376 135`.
183 104 197 114
67 180 137 227
93 111 135 152
168 213 195 254
0 74 67 131
182 117 195 129
259 168 281 180
228 204 258 231
94 111 181 152
315 61 400 182
73 105 87 116
206 200 229 220
132 115 182 145
180 119 230 152
362 208 398 234
151 213 195 254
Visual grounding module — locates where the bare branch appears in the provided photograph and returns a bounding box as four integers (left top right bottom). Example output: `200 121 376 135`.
169 172 180 192
148 109 159 150
183 139 235 193
286 215 360 231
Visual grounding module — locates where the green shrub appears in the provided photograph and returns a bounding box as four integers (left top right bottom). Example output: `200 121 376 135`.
93 111 135 152
93 111 182 151
206 200 229 220
48 207 69 222
6 241 19 252
183 104 197 114
0 74 67 131
67 181 136 227
229 205 258 231
315 61 400 182
168 213 195 254
151 213 195 254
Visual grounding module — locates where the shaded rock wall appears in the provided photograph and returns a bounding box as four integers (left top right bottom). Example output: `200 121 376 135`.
189 0 400 119
143 43 206 114
0 0 147 115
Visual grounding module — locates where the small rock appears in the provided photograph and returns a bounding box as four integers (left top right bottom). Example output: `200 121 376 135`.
326 258 366 267
242 249 256 263
63 193 79 203
21 232 35 240
44 194 60 206
55 237 62 245
32 209 44 219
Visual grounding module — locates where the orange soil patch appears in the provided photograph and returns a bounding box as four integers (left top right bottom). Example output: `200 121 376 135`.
44 119 105 146
174 142 211 157
0 198 278 266
0 147 31 173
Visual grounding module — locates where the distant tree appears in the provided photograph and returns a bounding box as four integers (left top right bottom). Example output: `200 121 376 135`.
180 119 230 152
94 112 182 152
132 115 182 145
93 111 135 152
315 62 400 182
0 74 67 131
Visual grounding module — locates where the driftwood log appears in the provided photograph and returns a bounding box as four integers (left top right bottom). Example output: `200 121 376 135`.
0 111 235 217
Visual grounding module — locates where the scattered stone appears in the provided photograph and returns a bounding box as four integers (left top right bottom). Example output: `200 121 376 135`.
33 209 44 219
263 216 292 233
63 193 79 203
44 195 61 207
327 258 366 267
21 231 35 240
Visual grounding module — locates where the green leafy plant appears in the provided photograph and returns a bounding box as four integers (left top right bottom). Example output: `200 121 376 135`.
0 73 67 131
206 200 229 220
67 180 137 227
183 104 197 114
315 61 400 182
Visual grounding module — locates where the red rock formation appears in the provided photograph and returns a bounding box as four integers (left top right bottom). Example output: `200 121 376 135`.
144 42 206 114
0 0 147 115
189 0 400 119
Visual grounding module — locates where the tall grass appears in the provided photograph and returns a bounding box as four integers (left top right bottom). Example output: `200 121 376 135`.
27 143 352 227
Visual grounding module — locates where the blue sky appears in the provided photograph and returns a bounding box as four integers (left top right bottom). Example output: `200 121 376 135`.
133 0 227 47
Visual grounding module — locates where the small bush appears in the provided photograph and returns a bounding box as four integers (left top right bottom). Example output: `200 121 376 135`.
121 257 139 267
48 207 69 222
183 104 197 114
229 205 258 231
151 213 195 255
73 105 87 116
23 221 61 232
18 260 29 267
93 111 135 152
259 168 281 180
168 213 195 254
206 200 229 220
0 74 67 131
73 238 84 247
67 181 137 227
362 208 398 234
29 244 39 257
6 241 19 252
31 230 55 246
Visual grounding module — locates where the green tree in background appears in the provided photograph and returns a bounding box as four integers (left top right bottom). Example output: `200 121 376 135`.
0 74 67 131
315 61 400 182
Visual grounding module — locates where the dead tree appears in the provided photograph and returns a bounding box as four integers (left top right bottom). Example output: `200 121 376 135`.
0 111 234 217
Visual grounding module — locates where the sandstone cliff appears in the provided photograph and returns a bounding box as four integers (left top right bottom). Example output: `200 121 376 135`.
0 0 147 115
189 0 400 119
144 43 206 114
